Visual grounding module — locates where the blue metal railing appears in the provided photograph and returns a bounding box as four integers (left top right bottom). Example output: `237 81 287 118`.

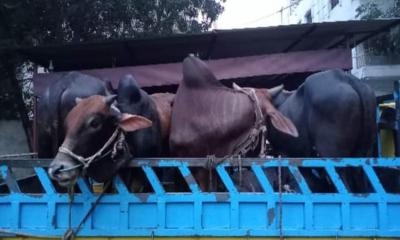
0 158 399 238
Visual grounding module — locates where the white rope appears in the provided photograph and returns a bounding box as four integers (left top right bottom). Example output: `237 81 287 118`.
232 86 268 157
58 128 121 169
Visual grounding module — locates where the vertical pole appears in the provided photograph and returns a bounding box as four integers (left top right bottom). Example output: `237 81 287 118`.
394 80 400 156
33 95 38 153
376 106 382 157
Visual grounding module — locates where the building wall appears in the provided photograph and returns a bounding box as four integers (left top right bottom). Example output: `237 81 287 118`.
284 0 399 96
285 0 359 24
0 120 30 155
286 0 394 24
0 120 32 179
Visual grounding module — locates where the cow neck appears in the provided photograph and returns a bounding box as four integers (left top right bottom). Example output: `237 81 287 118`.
231 87 267 157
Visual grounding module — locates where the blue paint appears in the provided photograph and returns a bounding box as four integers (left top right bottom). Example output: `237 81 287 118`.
178 166 200 193
202 203 230 228
313 203 341 229
113 175 130 195
216 165 237 194
0 203 12 228
387 203 400 229
166 203 194 228
251 165 274 194
142 166 165 194
56 203 85 228
129 203 158 228
288 166 311 194
34 167 55 194
281 203 305 229
20 203 48 228
239 203 268 228
0 158 399 237
350 203 378 229
92 203 120 229
76 178 92 196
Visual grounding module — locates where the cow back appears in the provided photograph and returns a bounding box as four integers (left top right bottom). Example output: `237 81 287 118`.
170 56 255 157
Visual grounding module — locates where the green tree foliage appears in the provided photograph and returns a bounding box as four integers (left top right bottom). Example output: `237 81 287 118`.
1 0 224 46
0 0 224 121
356 0 400 55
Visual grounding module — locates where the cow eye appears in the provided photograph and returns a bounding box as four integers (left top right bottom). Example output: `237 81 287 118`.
89 117 102 129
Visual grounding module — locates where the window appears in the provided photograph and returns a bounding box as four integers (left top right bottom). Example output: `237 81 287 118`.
305 10 312 23
330 0 339 10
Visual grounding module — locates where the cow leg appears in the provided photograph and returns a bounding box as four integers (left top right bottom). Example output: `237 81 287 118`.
310 114 360 192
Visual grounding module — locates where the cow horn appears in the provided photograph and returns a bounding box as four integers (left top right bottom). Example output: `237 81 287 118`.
104 95 117 106
268 85 284 97
232 83 242 90
111 103 121 115
75 97 82 105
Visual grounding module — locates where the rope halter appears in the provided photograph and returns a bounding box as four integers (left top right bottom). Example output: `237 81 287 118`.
58 127 125 172
232 86 269 158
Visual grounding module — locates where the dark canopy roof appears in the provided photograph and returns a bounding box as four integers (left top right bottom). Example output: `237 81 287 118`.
17 19 400 71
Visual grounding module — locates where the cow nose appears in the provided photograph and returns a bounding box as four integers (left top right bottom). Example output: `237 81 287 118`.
48 163 64 179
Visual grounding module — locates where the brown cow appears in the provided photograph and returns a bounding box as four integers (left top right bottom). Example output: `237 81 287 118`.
48 74 175 188
47 95 152 187
169 55 298 191
150 92 175 150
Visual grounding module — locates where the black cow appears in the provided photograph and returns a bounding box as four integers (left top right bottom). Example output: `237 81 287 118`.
268 70 377 192
269 69 376 157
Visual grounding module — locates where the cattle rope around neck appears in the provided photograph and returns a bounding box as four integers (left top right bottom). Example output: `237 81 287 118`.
57 127 125 172
208 87 270 171
232 87 268 157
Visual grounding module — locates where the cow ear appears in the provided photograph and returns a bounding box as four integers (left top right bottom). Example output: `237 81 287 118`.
118 113 152 132
269 112 298 137
265 103 298 137
75 97 82 105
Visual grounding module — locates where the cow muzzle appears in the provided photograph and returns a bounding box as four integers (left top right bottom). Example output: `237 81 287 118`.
48 153 80 187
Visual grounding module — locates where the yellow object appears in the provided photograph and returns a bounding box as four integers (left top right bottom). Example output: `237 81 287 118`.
379 102 396 109
380 128 395 157
92 182 105 193
378 102 396 157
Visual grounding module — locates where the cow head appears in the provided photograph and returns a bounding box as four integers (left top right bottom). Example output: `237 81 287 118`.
48 95 152 187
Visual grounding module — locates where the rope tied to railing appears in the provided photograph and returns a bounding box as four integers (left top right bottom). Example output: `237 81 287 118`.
63 180 112 240
63 186 75 240
207 155 215 192
238 155 242 188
